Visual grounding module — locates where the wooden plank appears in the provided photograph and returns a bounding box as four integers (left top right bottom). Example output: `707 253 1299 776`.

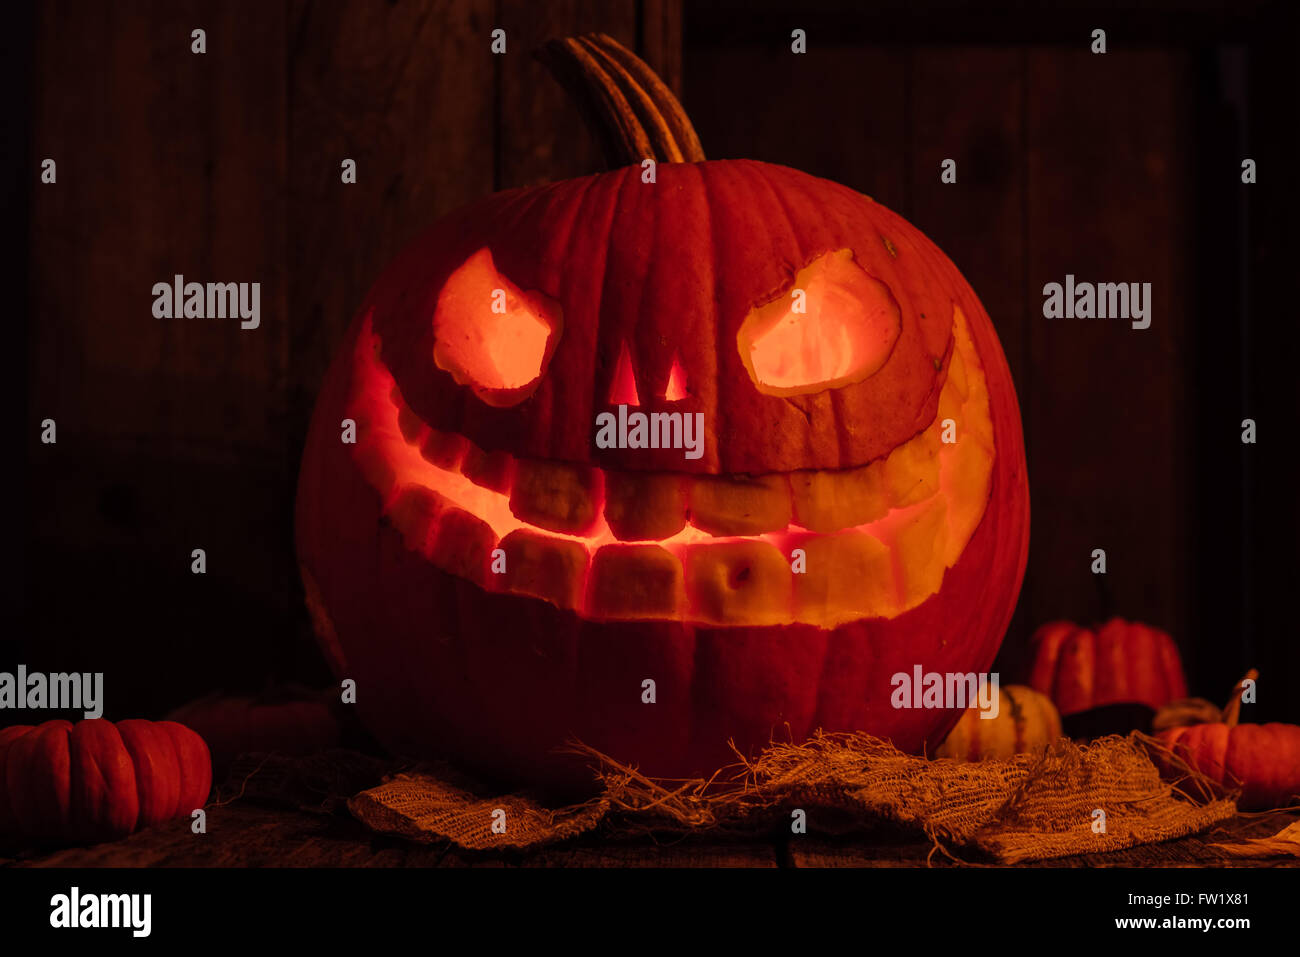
1243 6 1300 720
25 0 294 709
6 1 33 625
682 42 907 208
7 802 1294 868
787 813 1300 867
518 841 778 867
287 0 496 427
639 0 685 97
1023 49 1194 653
684 1 1269 46
787 838 943 867
30 0 288 456
494 0 638 190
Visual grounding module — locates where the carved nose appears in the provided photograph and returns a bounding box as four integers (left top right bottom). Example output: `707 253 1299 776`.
607 342 689 406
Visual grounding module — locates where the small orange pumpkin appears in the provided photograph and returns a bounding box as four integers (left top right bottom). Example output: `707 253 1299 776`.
1028 618 1187 716
1156 670 1300 811
0 719 211 846
934 684 1062 761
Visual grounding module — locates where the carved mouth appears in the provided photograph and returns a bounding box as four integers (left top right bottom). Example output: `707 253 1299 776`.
346 306 995 629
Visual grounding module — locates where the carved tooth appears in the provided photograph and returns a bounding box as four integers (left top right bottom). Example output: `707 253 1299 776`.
881 419 942 509
461 442 516 494
681 540 792 626
942 429 996 567
604 471 688 541
937 379 963 434
386 485 452 558
688 473 791 536
496 529 589 610
586 544 686 620
429 507 496 588
945 339 970 401
966 381 995 452
351 400 401 504
354 441 399 505
420 428 471 472
790 463 889 533
509 459 601 535
887 495 950 610
792 531 899 625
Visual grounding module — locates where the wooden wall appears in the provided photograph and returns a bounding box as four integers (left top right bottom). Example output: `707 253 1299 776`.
21 0 682 715
683 1 1296 711
18 0 1297 720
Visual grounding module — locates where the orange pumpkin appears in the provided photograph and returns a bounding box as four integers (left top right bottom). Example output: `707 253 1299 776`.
1156 670 1300 811
1028 618 1187 717
935 684 1062 761
0 719 211 846
294 35 1030 789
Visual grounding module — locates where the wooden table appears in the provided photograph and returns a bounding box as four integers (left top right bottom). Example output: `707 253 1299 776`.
5 800 1295 868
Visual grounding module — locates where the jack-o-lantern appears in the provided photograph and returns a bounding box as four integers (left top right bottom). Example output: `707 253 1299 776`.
295 35 1030 790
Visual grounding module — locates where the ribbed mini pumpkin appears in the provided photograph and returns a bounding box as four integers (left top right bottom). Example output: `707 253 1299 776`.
1028 618 1187 717
295 35 1030 788
0 719 211 845
935 685 1062 761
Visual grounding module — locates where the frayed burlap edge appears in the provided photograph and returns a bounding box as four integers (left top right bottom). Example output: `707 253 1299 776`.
349 731 1245 861
348 772 609 850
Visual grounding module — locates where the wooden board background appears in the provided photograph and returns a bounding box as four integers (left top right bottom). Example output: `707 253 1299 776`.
7 799 1296 868
20 0 683 712
16 0 1298 722
683 3 1295 707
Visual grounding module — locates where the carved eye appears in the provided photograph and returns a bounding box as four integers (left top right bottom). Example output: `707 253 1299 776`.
432 247 563 407
737 248 901 396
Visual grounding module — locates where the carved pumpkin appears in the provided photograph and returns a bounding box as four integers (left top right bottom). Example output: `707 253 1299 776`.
295 35 1030 788
1156 670 1300 810
934 684 1062 761
1028 618 1187 717
0 719 211 846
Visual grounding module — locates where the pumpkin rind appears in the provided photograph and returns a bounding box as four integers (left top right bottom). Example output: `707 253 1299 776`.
68 719 139 843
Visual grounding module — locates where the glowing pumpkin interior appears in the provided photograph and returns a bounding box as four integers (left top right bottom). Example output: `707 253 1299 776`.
738 249 903 395
431 248 563 406
346 244 996 629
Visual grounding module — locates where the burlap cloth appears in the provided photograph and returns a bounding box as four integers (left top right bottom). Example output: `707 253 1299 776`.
344 732 1242 863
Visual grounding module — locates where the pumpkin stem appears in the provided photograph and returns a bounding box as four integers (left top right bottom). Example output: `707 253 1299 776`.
536 33 706 168
1222 668 1258 728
